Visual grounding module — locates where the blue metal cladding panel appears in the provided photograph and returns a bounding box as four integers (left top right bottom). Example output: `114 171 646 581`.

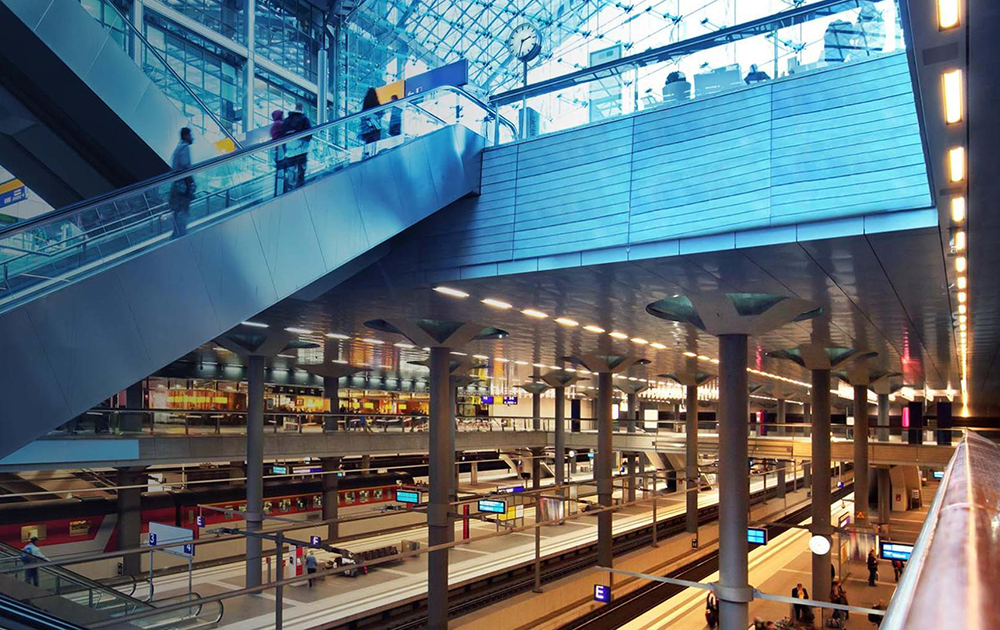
394 52 930 274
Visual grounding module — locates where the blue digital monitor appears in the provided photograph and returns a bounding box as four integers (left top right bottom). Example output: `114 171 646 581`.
272 465 288 474
747 527 768 545
932 470 945 480
499 485 524 494
478 499 507 514
880 541 913 561
481 395 494 405
503 396 518 406
396 490 421 504
594 584 611 603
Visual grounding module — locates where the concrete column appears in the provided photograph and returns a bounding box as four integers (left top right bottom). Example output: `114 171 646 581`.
717 334 750 630
627 453 637 502
853 385 870 522
361 454 371 476
877 394 890 442
554 387 566 492
470 461 478 485
246 354 265 590
877 467 891 524
776 399 787 436
229 461 245 485
685 384 699 535
322 457 340 540
532 450 542 491
802 402 811 435
627 392 638 433
597 372 614 568
532 388 542 431
428 347 452 630
323 376 340 432
117 467 145 576
243 0 256 133
811 368 832 604
638 452 646 497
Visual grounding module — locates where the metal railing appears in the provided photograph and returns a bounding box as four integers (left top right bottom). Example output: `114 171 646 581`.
879 432 1000 629
0 85 515 313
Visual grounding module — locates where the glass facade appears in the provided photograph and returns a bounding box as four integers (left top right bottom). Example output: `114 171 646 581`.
252 67 317 130
160 0 247 43
255 0 324 84
145 12 245 137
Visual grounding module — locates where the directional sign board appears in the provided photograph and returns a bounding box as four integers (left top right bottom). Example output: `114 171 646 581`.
195 515 206 527
478 499 507 514
594 584 611 603
879 541 914 561
747 527 768 545
148 522 194 558
396 489 421 504
310 536 322 548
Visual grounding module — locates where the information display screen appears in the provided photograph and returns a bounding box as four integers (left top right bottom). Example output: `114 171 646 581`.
503 396 518 406
747 527 768 545
396 490 421 504
932 470 945 480
879 541 914 561
478 499 507 514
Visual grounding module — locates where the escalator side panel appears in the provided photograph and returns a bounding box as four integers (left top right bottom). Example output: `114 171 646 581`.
0 0 182 204
0 125 484 458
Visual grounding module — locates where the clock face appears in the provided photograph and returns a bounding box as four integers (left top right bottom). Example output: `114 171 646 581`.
508 23 541 62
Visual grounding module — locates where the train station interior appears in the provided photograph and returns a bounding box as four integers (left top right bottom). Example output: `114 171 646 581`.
0 0 995 628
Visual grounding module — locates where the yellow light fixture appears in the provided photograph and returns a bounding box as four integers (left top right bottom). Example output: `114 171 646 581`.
433 286 469 298
948 148 966 183
481 298 512 309
630 337 649 345
959 314 967 323
957 276 967 289
958 291 967 303
555 317 579 327
609 331 629 340
650 342 667 350
943 70 964 124
938 0 960 29
959 304 967 314
522 309 548 319
954 230 966 251
956 256 967 273
682 351 697 357
584 325 605 333
950 195 966 221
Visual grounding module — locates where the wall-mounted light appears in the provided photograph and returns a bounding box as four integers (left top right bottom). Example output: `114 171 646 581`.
943 70 964 124
950 196 966 222
954 230 966 251
938 0 960 29
948 148 965 183
956 256 967 273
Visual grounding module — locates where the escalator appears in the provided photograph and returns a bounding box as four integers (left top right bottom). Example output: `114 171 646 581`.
0 85 514 460
0 542 223 629
0 0 240 208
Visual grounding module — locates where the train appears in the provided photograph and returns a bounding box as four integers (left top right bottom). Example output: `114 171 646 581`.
0 472 413 558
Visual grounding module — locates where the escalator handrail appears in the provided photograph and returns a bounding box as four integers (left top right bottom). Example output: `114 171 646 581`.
0 84 514 240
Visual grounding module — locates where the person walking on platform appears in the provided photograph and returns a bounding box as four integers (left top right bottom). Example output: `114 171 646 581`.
891 558 904 581
867 549 879 586
21 537 47 587
270 110 287 195
305 551 318 586
705 591 719 629
282 102 312 190
169 128 195 238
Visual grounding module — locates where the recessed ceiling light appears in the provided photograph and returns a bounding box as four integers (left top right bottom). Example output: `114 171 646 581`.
555 317 579 327
495 357 509 363
711 358 720 364
473 354 489 360
285 327 313 335
481 298 512 309
954 231 966 251
939 0 960 29
515 360 529 365
326 333 350 339
361 338 383 344
609 331 629 339
584 325 606 333
949 148 966 183
959 304 967 314
943 70 963 124
522 309 548 318
394 342 415 348
958 292 967 303
433 286 469 298
631 337 648 345
956 256 967 273
683 351 697 357
242 321 269 328
451 351 467 356
650 342 667 350
276 354 296 359
698 355 711 361
950 196 966 222
532 362 547 368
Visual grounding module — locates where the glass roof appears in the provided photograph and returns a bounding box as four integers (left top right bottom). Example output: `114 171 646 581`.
343 0 860 104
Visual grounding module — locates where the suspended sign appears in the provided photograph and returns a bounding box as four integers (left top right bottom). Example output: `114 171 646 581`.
396 490 421 504
747 527 768 545
478 499 507 514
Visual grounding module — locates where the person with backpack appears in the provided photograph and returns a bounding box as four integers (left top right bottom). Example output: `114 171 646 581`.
270 109 287 195
282 102 312 190
360 87 382 159
21 537 48 587
705 591 719 629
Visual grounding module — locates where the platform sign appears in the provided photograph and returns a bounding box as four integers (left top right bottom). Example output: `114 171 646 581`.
503 396 518 406
480 395 495 405
272 465 288 474
879 541 913 561
747 527 768 546
195 515 206 528
148 522 194 558
498 485 524 494
396 490 421 504
594 584 612 603
478 499 507 514
310 536 321 548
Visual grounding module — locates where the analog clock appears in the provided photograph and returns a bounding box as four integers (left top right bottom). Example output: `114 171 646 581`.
507 23 542 62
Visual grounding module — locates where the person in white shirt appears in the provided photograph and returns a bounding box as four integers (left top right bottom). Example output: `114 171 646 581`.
21 537 48 586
